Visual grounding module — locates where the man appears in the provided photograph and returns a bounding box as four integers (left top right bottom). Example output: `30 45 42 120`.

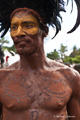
0 0 80 120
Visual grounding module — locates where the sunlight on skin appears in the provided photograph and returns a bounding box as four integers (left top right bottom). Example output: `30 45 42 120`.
11 14 39 37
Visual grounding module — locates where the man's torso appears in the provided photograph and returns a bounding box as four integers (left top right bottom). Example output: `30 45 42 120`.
0 64 72 120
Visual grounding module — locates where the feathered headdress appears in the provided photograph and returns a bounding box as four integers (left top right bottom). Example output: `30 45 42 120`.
0 0 80 38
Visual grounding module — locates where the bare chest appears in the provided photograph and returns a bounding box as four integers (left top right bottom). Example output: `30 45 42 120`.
0 71 72 111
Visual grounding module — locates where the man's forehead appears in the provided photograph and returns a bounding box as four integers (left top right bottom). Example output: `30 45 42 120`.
11 14 40 28
12 10 35 19
11 11 39 25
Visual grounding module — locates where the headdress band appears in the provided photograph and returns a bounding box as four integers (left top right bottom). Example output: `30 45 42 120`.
10 8 47 29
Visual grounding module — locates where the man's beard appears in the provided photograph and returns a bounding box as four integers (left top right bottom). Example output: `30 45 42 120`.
12 31 43 55
16 46 38 55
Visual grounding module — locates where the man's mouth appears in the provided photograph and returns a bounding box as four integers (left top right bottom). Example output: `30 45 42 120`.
19 41 30 45
14 39 31 45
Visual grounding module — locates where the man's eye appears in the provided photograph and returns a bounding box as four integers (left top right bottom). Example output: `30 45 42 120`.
24 24 34 29
11 26 18 30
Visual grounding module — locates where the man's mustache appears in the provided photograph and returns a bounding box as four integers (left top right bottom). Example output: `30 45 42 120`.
12 35 33 44
12 31 39 44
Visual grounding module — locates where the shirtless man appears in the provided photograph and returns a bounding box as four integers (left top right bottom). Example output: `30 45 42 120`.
0 0 80 120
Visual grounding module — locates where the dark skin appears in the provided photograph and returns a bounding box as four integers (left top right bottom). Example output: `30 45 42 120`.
74 65 80 73
0 10 80 120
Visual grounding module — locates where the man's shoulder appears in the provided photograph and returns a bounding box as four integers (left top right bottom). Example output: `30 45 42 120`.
0 63 19 85
0 69 9 74
0 61 19 78
0 69 10 86
46 58 80 85
46 58 68 70
6 61 19 70
0 68 13 78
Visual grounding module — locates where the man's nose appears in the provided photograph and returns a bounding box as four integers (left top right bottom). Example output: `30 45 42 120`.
17 26 26 37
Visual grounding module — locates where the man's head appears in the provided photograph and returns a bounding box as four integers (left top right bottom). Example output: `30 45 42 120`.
0 0 67 38
10 8 47 55
10 8 48 38
0 0 80 38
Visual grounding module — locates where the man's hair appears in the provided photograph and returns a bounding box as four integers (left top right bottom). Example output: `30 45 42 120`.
0 0 80 38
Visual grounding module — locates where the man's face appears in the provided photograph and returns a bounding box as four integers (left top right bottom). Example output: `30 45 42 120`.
10 10 44 55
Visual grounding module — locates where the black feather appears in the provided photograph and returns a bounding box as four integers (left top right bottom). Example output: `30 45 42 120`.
67 0 80 33
0 0 79 38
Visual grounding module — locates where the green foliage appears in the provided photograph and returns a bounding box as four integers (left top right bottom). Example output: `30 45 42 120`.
47 44 80 64
63 57 73 64
47 49 60 60
3 45 16 56
0 37 16 55
0 37 9 45
73 55 80 63
69 45 80 57
63 55 80 64
59 44 67 59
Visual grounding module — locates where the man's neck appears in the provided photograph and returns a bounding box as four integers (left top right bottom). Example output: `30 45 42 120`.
19 49 46 71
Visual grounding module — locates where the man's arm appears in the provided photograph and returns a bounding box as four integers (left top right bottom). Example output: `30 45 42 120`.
67 71 80 120
0 70 7 120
